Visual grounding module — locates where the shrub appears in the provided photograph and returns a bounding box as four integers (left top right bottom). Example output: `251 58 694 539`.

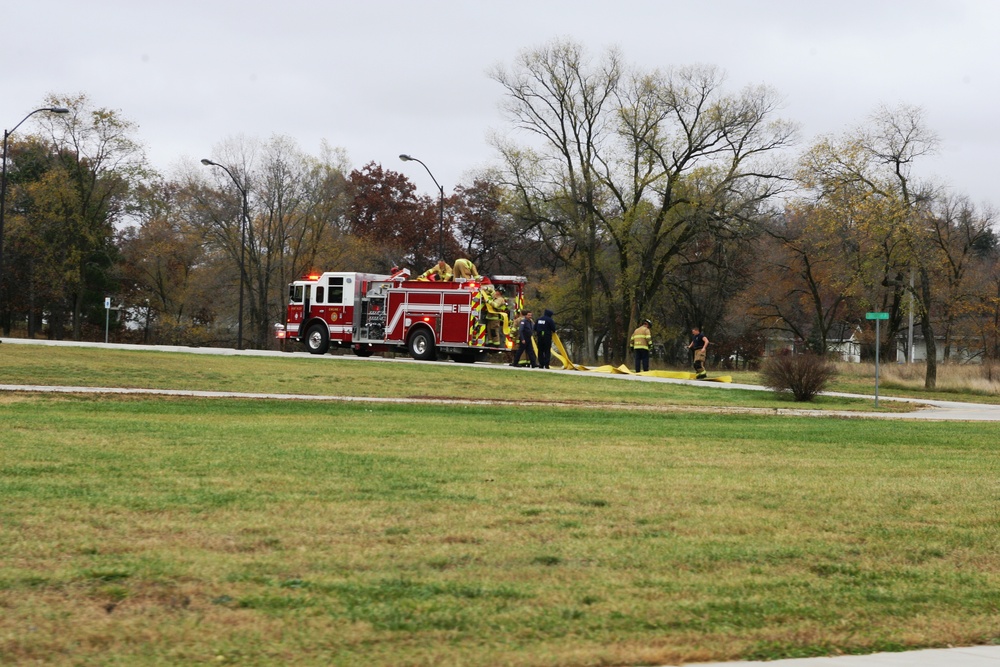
760 353 837 402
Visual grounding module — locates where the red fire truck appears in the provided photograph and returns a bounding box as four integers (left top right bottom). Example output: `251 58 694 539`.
274 268 525 362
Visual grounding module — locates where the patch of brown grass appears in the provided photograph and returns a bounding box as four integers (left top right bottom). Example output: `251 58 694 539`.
835 361 1000 395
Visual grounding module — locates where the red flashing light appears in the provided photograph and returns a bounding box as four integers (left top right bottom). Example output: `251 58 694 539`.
306 274 321 281
423 317 431 322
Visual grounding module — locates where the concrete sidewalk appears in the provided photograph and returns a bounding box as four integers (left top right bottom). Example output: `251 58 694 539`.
684 645 1000 666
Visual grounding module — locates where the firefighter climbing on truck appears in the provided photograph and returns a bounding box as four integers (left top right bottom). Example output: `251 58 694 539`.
417 260 452 282
452 258 479 280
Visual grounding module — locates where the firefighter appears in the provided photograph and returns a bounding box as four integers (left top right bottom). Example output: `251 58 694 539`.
630 318 652 373
511 310 538 368
509 310 523 338
534 309 556 369
417 260 452 282
484 286 508 345
688 326 709 379
452 258 479 280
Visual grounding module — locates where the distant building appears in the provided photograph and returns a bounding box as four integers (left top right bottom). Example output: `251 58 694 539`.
896 334 983 364
763 327 862 363
828 328 862 363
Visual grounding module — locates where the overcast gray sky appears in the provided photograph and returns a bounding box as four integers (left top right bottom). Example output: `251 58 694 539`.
4 1 999 206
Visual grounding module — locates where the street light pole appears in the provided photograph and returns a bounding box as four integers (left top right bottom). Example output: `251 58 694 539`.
399 154 444 261
201 159 248 350
0 106 70 330
907 268 915 363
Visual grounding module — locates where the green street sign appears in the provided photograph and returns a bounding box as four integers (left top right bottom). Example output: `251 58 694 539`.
866 312 889 320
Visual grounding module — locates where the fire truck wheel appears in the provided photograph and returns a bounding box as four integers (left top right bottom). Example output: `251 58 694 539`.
305 323 330 355
407 328 436 361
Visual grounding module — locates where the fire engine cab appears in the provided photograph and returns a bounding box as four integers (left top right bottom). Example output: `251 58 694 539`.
275 268 526 362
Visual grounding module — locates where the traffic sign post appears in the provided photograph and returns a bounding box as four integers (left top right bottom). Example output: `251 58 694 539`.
866 312 889 407
105 297 111 344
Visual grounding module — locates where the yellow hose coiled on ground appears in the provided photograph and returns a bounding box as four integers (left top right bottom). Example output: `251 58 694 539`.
541 332 732 382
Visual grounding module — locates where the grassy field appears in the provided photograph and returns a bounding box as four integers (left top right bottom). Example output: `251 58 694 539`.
0 345 905 413
2 345 1000 665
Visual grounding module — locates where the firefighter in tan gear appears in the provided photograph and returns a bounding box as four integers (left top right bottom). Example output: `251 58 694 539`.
452 258 479 280
417 260 453 282
630 318 652 373
482 285 508 345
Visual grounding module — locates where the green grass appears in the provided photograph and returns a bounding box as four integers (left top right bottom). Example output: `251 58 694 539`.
0 344 994 663
0 344 908 412
2 391 1000 665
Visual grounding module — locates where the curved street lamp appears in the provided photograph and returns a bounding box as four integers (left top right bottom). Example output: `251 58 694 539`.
0 106 70 329
399 154 445 261
201 158 248 350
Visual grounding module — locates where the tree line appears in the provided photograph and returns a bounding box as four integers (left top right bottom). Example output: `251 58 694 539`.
2 42 997 389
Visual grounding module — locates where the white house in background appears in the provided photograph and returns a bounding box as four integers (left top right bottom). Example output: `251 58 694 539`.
828 328 862 363
896 335 983 364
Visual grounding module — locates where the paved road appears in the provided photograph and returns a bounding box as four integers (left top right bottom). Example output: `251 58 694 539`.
5 337 1000 666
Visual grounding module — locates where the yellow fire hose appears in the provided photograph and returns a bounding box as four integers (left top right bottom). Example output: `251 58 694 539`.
535 332 732 382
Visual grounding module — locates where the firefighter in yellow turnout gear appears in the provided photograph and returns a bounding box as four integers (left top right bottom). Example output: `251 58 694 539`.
630 319 652 373
417 260 453 282
480 284 510 345
452 258 479 280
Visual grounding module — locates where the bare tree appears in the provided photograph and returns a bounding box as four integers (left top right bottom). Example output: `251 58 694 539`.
491 40 796 361
801 105 942 386
195 136 352 348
